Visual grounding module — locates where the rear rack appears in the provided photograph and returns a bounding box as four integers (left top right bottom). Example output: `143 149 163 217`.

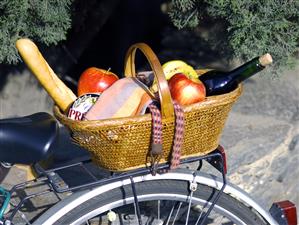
1 146 227 224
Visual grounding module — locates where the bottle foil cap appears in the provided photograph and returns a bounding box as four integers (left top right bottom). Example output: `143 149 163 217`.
259 53 273 66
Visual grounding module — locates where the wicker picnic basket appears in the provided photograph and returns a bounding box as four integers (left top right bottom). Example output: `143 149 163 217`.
54 43 242 172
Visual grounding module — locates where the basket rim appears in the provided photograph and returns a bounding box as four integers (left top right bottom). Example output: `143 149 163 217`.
53 84 243 130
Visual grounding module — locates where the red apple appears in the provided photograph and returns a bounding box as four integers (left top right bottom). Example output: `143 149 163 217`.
77 67 119 96
168 73 206 106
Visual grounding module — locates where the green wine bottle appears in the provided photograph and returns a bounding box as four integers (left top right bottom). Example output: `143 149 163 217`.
198 53 273 96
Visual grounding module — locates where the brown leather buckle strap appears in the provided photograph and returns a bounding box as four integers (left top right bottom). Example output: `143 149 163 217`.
170 102 184 170
147 103 163 175
147 102 184 174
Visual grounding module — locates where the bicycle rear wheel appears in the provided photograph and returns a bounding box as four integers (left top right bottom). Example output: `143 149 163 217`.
34 170 273 225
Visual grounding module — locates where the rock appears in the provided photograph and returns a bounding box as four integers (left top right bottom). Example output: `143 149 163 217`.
289 134 299 151
221 66 299 212
0 69 53 118
231 69 299 122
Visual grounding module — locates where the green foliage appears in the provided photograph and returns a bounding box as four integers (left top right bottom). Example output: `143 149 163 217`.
1 0 298 74
168 0 200 29
0 0 72 64
169 0 299 74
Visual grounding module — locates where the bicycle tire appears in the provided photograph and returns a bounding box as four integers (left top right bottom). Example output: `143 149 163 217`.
34 170 276 225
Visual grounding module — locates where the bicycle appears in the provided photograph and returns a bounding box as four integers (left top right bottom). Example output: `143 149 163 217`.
0 111 297 225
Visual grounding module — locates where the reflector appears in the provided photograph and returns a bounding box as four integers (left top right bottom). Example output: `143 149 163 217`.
270 200 297 225
217 145 227 174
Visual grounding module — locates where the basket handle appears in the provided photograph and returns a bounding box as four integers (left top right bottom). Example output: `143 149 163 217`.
124 43 174 119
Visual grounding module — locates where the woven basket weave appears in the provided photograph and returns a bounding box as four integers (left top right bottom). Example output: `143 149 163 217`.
54 43 242 172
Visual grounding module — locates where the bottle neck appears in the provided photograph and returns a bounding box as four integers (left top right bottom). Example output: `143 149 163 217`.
229 57 265 83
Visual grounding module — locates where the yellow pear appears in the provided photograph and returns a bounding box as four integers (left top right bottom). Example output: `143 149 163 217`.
150 60 198 93
162 60 198 80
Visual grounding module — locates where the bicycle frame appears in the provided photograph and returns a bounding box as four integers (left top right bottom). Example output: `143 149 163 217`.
0 187 10 220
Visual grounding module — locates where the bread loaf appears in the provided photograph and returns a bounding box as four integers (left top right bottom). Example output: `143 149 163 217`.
16 38 77 112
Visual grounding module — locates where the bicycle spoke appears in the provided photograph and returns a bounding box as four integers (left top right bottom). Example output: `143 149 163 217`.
185 191 194 225
171 202 183 225
157 200 160 221
215 215 225 225
194 204 205 225
165 202 176 225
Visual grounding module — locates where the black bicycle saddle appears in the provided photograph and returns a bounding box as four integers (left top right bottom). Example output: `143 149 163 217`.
0 112 59 164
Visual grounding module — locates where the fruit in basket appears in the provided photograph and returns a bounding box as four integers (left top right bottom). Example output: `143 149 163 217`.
151 60 197 93
162 60 198 80
168 73 206 106
77 67 119 96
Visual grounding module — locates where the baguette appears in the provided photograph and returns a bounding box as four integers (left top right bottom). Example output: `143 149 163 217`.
16 38 77 112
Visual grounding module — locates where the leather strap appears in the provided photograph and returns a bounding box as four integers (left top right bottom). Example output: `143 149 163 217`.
148 104 163 156
147 103 163 175
170 102 184 169
124 43 174 119
147 102 184 174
